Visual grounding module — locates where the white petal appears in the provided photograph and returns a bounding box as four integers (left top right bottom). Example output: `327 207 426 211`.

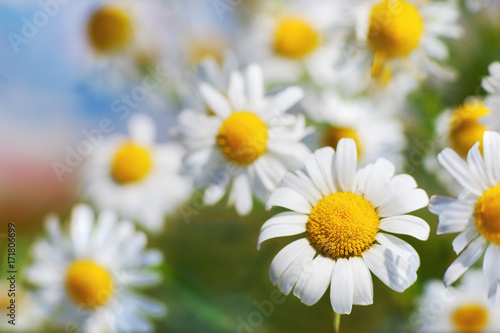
70 204 94 257
330 258 353 314
379 215 430 240
294 255 335 306
368 174 417 209
335 139 357 192
228 70 246 111
362 244 417 292
443 236 487 286
350 257 373 306
452 224 479 254
362 158 395 198
246 64 264 110
258 223 306 248
233 173 253 216
266 188 312 214
304 147 336 196
281 171 322 205
437 148 483 195
269 238 310 284
128 113 156 144
277 245 316 295
376 233 420 269
428 195 455 215
376 189 429 217
269 86 304 114
467 142 489 189
483 244 500 305
482 131 500 185
203 172 230 205
199 83 231 118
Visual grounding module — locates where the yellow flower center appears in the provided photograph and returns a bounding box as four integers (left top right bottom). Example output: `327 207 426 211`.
87 6 134 54
65 260 114 309
323 126 362 157
307 192 380 259
368 0 423 58
449 100 490 158
273 17 320 59
217 112 268 165
452 304 489 333
475 184 500 245
111 142 153 184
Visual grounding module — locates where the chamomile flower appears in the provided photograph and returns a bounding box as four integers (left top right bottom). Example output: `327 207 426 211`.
83 114 192 232
242 0 349 85
26 205 165 332
414 270 500 332
482 62 500 131
429 130 500 305
302 91 405 166
258 140 430 314
340 0 461 93
65 0 172 85
179 64 311 216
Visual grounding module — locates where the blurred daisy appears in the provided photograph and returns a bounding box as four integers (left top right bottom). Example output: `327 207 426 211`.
302 90 405 166
429 130 500 305
258 140 430 314
415 270 500 332
482 62 500 131
243 0 349 85
83 114 192 232
340 0 461 92
27 205 165 332
179 64 310 215
65 0 172 85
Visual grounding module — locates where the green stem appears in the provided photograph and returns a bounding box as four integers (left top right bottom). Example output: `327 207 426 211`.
333 312 341 333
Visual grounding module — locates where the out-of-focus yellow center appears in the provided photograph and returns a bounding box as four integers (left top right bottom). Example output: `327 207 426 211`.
475 184 500 245
274 17 320 59
368 0 423 59
451 303 489 333
217 112 268 165
87 6 134 54
323 126 362 157
66 260 114 309
307 192 379 259
449 100 490 158
111 142 153 184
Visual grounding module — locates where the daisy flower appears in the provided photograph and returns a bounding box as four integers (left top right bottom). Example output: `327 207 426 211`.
241 0 350 85
258 139 430 314
179 64 311 215
414 270 500 332
302 90 405 166
64 0 172 85
339 0 461 92
83 114 192 232
26 204 165 332
482 62 500 131
429 130 500 305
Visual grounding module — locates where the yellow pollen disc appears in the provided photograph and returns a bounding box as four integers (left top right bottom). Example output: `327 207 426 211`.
323 126 362 158
87 6 134 54
307 192 380 259
451 304 489 333
273 17 320 59
65 260 114 309
217 112 268 165
449 100 490 158
111 142 153 184
368 0 423 58
475 185 500 245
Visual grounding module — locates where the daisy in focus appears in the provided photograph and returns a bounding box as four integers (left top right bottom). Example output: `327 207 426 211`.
302 90 405 166
26 205 165 332
242 0 349 85
429 130 500 305
83 114 192 232
179 64 311 216
339 0 461 94
414 270 500 332
258 139 430 314
482 62 500 131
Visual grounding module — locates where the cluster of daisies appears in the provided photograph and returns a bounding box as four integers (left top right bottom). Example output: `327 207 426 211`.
14 0 500 332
